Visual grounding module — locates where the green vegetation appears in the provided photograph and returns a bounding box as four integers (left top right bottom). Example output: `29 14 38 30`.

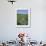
17 14 28 25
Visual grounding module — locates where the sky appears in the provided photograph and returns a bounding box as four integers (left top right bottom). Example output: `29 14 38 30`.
17 10 28 14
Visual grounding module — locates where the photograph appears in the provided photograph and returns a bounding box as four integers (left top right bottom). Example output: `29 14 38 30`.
16 8 30 27
17 10 28 25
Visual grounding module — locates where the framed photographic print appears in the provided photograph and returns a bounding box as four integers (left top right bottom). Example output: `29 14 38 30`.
16 8 31 27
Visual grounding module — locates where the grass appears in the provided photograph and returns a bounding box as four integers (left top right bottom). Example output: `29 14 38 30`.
17 14 28 25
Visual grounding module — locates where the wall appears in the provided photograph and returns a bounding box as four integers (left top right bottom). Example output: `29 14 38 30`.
0 0 46 42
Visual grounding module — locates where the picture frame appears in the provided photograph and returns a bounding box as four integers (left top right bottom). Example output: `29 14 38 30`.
16 8 31 28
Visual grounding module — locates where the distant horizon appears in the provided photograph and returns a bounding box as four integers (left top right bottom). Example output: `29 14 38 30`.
17 10 28 14
17 13 26 15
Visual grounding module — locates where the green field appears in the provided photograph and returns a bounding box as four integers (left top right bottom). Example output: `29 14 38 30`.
17 14 28 25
